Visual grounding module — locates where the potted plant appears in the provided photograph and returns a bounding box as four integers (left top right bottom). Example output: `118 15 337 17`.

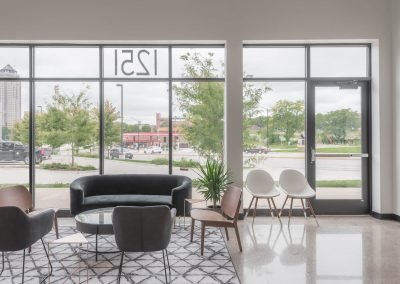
196 158 232 209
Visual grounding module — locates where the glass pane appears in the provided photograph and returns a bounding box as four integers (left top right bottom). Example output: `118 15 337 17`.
243 47 305 78
310 46 368 78
172 81 224 202
35 47 99 78
243 81 305 208
0 82 30 189
35 82 100 209
103 47 168 78
172 48 225 78
104 82 169 174
315 86 362 200
0 47 30 78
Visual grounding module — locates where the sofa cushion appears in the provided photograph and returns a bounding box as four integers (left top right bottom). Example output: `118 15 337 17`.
84 194 173 208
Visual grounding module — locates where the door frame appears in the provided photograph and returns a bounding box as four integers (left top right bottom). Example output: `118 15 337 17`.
306 80 371 214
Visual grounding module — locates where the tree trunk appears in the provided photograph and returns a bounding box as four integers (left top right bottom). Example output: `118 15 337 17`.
71 143 75 167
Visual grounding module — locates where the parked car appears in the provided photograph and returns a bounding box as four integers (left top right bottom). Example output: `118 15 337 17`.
144 146 163 154
39 147 52 160
0 141 42 164
244 146 271 154
110 148 121 159
125 152 133 159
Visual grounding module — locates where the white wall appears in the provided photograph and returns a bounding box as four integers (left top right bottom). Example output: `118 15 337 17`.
0 0 394 214
392 0 400 215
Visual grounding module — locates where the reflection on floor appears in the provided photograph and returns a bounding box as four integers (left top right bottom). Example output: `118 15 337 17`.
226 216 400 284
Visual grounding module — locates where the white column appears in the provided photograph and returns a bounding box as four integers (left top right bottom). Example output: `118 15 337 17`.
224 39 243 188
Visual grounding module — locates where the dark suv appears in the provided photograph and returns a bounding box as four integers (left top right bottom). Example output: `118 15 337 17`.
0 141 42 164
109 148 121 159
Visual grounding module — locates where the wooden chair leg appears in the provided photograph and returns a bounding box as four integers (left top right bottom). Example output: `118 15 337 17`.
267 198 274 218
246 196 255 217
190 218 195 242
288 198 294 226
234 224 243 252
307 199 319 226
271 198 282 225
200 223 205 256
300 199 308 218
253 198 259 224
279 196 289 217
224 227 229 240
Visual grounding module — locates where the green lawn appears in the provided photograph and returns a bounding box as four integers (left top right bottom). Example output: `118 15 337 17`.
316 180 361 188
316 146 361 153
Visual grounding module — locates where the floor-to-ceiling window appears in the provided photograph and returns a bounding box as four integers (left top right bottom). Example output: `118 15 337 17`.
0 44 225 210
243 44 370 214
0 47 30 191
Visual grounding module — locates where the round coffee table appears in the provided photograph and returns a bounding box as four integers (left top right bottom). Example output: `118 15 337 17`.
75 207 119 261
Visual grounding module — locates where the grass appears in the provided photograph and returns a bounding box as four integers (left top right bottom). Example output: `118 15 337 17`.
316 180 361 188
76 153 200 168
0 183 70 189
150 158 199 168
75 153 99 158
41 163 97 171
316 146 361 153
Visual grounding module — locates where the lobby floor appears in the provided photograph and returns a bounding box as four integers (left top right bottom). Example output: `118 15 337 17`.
59 216 400 284
226 215 400 284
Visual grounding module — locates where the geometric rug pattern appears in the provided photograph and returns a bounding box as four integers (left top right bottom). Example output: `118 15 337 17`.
0 225 240 283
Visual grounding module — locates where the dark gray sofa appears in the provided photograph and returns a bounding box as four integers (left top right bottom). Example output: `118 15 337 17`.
70 174 192 216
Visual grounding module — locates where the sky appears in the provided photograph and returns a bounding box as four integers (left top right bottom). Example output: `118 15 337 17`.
0 46 366 125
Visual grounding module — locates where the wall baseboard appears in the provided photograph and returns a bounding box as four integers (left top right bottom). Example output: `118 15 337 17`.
371 211 400 221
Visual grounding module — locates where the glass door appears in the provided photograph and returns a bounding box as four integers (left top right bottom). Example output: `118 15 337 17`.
307 81 370 214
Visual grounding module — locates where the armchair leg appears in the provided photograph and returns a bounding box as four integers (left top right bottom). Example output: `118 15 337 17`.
162 250 168 284
117 252 124 284
165 249 171 278
54 215 59 239
22 249 25 283
1 251 4 276
40 238 52 284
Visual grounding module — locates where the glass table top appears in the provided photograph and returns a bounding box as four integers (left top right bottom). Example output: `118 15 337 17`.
75 207 113 226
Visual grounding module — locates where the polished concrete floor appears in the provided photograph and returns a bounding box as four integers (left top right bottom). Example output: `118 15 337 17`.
59 216 400 284
226 216 400 284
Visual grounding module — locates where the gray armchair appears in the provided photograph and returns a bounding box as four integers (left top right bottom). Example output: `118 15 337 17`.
112 206 173 284
0 206 55 283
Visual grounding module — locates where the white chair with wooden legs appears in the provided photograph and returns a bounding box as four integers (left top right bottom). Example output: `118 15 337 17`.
190 186 243 256
278 169 319 226
245 169 282 225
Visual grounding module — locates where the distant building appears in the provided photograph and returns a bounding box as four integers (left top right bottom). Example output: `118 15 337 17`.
0 64 21 140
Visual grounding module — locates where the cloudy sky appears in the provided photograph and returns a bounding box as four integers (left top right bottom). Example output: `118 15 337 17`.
0 46 366 125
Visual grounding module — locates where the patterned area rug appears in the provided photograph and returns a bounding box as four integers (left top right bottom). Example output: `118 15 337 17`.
0 225 239 283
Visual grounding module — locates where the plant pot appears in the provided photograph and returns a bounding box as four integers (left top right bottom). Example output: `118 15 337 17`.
207 204 222 211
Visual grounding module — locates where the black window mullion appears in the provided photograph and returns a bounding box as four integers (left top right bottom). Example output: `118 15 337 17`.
29 45 36 208
168 47 173 175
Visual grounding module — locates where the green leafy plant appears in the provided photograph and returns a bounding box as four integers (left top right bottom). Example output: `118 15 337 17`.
196 158 232 208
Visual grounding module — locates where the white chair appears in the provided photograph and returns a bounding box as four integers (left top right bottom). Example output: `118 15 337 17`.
278 169 318 226
245 169 282 224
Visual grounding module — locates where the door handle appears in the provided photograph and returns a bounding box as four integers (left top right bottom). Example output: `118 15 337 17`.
311 148 316 163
